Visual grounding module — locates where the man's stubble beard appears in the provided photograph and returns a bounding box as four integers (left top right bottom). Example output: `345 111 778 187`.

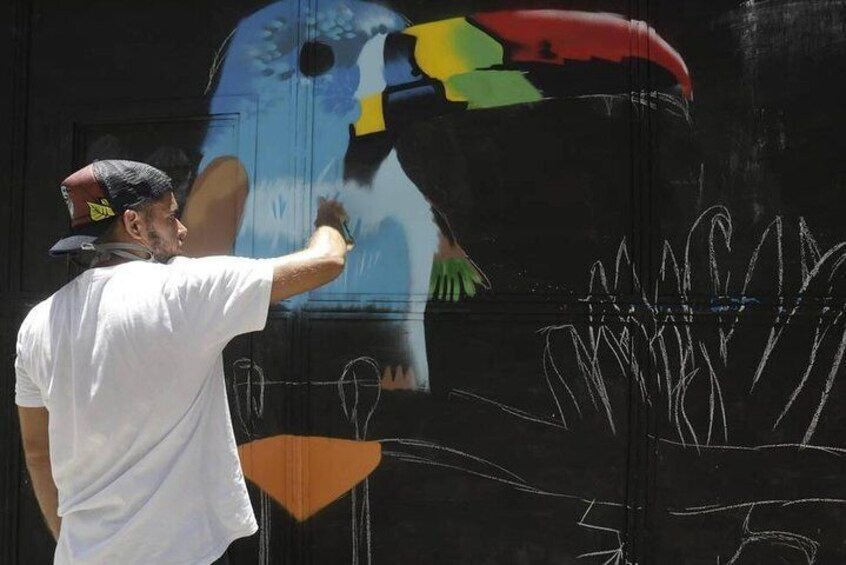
145 228 179 263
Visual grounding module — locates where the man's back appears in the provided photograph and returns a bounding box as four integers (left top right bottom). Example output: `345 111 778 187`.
16 256 273 564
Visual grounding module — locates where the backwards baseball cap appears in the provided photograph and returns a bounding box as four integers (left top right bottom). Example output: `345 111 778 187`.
50 160 173 256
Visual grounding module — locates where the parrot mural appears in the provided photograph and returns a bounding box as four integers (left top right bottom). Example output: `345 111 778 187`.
187 1 692 391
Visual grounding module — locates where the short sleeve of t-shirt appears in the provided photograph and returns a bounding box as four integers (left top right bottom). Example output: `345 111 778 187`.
167 256 274 346
15 319 45 408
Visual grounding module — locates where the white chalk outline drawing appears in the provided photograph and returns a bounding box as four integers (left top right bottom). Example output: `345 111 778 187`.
231 207 846 563
233 356 628 564
655 436 846 457
448 388 568 430
719 506 818 565
231 357 267 438
577 500 633 565
670 497 846 517
443 206 846 560
338 357 381 565
204 26 237 95
539 206 846 448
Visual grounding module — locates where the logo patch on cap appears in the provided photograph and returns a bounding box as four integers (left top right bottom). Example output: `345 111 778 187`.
88 199 116 222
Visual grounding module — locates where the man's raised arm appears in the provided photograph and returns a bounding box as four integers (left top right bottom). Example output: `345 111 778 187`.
269 199 352 303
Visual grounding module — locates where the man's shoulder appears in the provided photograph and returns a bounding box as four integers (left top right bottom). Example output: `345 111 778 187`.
17 295 54 343
17 272 87 331
19 269 110 335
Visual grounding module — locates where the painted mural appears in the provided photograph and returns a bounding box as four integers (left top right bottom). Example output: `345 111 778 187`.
178 3 695 562
187 2 691 390
70 0 846 563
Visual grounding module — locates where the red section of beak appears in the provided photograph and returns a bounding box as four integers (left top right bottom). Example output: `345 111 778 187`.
472 10 693 100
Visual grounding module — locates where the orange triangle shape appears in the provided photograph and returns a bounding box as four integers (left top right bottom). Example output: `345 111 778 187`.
238 435 382 521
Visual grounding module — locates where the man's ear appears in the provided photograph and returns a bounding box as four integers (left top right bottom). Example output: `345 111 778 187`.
122 209 145 241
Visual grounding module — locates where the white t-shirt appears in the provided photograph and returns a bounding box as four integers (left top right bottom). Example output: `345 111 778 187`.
15 255 274 565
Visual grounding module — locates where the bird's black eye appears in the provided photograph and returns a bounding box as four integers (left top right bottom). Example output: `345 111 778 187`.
299 41 334 77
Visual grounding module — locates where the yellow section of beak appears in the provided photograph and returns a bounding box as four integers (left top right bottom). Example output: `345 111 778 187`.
353 94 386 136
404 17 504 104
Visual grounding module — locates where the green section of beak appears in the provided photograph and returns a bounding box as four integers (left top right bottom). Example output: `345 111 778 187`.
446 70 544 109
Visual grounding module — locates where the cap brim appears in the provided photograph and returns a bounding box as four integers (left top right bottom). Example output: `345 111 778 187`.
49 234 99 256
49 214 116 257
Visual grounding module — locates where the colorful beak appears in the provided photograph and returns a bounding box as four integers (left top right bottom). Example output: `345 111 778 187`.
353 10 692 137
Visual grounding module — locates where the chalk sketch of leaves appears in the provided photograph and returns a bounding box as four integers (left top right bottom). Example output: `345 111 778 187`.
541 205 846 447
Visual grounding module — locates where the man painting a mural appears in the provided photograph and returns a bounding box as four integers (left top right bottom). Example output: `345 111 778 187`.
7 0 846 562
14 160 352 564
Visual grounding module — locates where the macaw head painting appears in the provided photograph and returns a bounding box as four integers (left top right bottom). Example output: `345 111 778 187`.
184 0 692 392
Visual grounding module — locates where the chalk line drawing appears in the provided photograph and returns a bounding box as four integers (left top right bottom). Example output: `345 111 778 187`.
576 500 633 565
339 357 382 565
231 357 267 438
448 388 568 430
654 436 846 457
720 506 818 565
541 206 846 447
235 353 633 563
670 497 846 517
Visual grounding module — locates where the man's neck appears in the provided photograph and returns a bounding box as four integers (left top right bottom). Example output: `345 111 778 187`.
85 241 156 267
